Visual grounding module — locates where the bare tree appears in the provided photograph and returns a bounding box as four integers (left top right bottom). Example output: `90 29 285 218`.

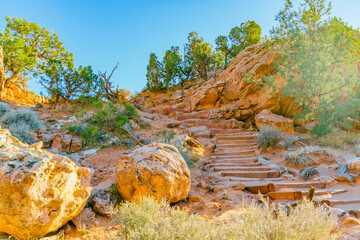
91 63 131 101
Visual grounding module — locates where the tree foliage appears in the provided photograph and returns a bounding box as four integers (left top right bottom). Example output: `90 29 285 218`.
269 0 360 136
216 21 261 68
146 32 221 92
0 17 73 89
39 60 98 103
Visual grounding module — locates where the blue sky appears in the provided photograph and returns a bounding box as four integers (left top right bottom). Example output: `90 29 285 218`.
1 0 360 95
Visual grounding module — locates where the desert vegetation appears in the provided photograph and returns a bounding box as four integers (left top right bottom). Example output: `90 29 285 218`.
112 197 338 240
0 0 359 239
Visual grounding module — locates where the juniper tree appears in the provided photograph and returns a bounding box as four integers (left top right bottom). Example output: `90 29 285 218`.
269 0 360 136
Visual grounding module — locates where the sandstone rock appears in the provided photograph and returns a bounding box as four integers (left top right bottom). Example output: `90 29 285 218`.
61 135 72 152
201 202 220 210
72 207 96 230
130 119 141 131
187 126 212 138
172 135 205 156
188 196 202 202
0 127 92 240
39 133 54 148
69 137 82 153
169 44 300 122
255 109 294 132
346 158 360 172
90 190 117 217
167 122 180 128
52 133 63 151
234 98 252 109
115 142 191 203
232 183 246 190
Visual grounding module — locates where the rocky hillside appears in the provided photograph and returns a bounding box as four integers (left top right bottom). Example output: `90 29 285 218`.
134 44 301 123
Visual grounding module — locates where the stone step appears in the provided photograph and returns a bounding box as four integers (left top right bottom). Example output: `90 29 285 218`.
218 177 284 182
210 129 248 135
210 157 258 164
267 189 348 200
214 146 258 153
216 143 257 149
245 183 275 194
214 166 273 172
303 189 348 196
177 111 209 121
221 170 280 178
217 135 257 141
273 181 327 190
213 149 256 156
217 139 257 145
182 121 225 129
212 154 257 161
321 199 360 206
209 162 263 168
268 191 303 200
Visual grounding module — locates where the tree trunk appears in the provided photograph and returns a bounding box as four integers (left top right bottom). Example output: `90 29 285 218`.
0 46 5 97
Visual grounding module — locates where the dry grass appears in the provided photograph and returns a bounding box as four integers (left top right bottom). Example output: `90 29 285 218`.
318 131 360 149
285 146 336 167
257 126 283 150
111 197 338 240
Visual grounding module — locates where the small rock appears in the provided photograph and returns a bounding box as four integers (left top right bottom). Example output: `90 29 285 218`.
34 103 43 109
70 137 82 153
90 190 117 217
196 181 208 189
72 207 96 230
201 202 220 210
167 122 180 128
232 183 246 190
188 196 202 202
346 158 360 172
52 134 63 151
130 120 141 131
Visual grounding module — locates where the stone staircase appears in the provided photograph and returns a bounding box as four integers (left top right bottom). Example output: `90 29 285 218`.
175 110 360 217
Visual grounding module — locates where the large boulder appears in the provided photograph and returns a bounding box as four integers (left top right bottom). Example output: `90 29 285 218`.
116 142 191 203
0 127 92 240
255 109 294 133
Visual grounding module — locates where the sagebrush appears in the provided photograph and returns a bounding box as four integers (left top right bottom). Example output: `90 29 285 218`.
112 197 338 240
257 126 283 150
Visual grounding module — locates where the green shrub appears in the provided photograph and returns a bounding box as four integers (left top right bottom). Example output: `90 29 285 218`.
67 124 105 146
257 126 283 150
112 197 338 240
124 104 139 118
75 95 100 105
173 142 196 169
0 103 10 116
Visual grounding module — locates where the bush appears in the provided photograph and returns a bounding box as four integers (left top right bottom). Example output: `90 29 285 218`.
0 103 10 116
0 109 41 144
257 126 282 150
1 109 41 131
318 131 359 148
9 122 34 144
285 146 335 167
173 142 197 169
67 124 106 146
112 197 338 240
